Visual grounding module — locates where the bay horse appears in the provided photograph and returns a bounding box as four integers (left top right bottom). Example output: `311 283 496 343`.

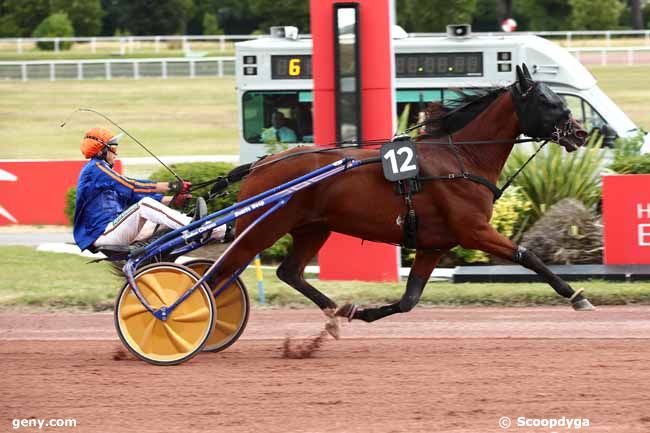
209 64 594 333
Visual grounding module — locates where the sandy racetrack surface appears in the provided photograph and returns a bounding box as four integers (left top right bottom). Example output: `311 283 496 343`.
2 307 650 433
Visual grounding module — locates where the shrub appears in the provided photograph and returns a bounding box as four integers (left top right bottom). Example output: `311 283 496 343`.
501 140 605 226
521 198 602 264
452 187 532 264
64 187 76 224
32 13 74 51
610 154 650 174
149 162 239 214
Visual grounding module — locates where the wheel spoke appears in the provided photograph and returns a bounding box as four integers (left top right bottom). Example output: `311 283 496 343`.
138 317 157 353
214 319 237 334
163 322 194 353
120 302 148 320
173 306 210 323
214 288 241 308
139 273 171 305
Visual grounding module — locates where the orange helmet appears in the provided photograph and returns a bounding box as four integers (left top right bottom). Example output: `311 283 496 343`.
80 128 122 158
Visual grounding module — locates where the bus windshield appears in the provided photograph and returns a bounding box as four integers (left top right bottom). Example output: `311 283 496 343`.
241 88 475 144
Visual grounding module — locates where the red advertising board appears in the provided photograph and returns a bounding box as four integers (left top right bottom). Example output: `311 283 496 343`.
602 174 650 264
0 160 122 225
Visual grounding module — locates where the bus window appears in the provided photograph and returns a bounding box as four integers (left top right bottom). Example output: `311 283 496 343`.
560 94 606 132
242 91 314 144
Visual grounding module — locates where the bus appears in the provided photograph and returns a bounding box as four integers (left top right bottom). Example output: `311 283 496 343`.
235 26 648 163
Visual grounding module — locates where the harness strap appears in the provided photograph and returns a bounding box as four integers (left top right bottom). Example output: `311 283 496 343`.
418 172 502 202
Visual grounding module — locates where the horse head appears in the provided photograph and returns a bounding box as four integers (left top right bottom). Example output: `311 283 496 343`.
511 63 588 152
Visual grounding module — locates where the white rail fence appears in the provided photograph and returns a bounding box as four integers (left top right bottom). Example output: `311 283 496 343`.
0 35 263 54
0 57 235 81
2 30 650 54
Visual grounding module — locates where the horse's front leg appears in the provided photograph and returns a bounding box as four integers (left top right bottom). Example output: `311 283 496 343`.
336 249 442 322
461 225 594 310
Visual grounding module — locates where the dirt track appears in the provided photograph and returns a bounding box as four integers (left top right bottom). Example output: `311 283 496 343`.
2 306 650 433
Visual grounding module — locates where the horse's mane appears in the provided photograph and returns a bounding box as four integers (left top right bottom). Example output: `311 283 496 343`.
420 86 509 138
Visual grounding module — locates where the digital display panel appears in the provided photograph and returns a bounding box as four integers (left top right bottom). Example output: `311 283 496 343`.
395 52 483 77
271 55 312 79
269 52 483 79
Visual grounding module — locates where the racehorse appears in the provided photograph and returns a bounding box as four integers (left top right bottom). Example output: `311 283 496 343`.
208 64 593 332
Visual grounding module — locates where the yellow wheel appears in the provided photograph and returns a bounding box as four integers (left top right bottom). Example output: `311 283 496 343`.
183 258 250 353
114 262 215 365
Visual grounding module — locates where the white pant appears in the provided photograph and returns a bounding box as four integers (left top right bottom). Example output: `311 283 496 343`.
94 197 224 247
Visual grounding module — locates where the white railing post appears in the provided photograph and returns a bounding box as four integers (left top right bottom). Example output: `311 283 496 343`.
646 30 650 47
21 63 27 82
189 59 195 78
17 38 23 54
566 32 572 48
91 37 96 54
54 38 60 52
120 38 125 55
49 62 55 81
78 62 83 80
105 62 111 80
133 61 139 79
155 36 160 53
605 31 611 47
219 35 225 52
162 60 167 79
182 36 189 53
218 59 223 77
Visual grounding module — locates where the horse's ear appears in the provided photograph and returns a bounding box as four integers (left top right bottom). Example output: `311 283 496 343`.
522 63 532 80
516 65 526 88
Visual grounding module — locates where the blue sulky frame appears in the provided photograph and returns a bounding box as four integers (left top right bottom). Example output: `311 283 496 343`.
121 157 361 322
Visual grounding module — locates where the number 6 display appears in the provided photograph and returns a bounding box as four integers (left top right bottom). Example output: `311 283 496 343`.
380 139 419 182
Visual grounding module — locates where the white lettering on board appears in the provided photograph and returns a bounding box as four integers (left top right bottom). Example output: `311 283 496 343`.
639 224 650 246
637 203 650 219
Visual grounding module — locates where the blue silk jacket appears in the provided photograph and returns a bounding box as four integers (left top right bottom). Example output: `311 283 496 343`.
73 158 162 251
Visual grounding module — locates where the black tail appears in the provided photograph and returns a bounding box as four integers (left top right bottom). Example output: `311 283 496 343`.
209 162 253 197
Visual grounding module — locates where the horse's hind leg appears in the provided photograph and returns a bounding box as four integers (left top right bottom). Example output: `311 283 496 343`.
461 224 594 310
336 249 442 323
276 225 346 337
276 225 337 309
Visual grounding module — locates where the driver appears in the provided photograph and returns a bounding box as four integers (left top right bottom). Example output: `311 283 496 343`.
73 127 227 252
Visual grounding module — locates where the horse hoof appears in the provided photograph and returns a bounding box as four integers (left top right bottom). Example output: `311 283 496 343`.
572 298 595 311
324 317 340 340
335 303 358 322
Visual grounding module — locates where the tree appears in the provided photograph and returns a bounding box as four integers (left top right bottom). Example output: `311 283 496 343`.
630 0 644 29
0 0 50 37
570 0 625 30
397 0 478 32
51 0 104 36
202 12 223 35
248 0 310 34
32 12 75 50
121 0 194 35
472 0 499 31
513 0 573 30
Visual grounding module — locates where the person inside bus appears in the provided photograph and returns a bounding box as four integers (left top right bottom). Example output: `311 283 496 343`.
73 127 227 253
261 110 297 144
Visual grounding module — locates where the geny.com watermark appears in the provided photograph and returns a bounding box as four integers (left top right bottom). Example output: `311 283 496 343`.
11 418 76 430
499 416 590 430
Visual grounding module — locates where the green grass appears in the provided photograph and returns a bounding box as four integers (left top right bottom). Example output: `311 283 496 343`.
0 66 647 162
1 246 650 311
0 77 239 160
588 65 650 131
